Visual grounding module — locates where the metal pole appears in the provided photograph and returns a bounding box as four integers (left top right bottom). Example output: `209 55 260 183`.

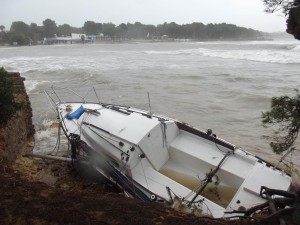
147 92 152 114
188 152 230 207
25 153 75 162
93 87 101 104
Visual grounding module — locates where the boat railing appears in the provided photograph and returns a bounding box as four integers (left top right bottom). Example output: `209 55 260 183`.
275 147 300 171
44 85 101 116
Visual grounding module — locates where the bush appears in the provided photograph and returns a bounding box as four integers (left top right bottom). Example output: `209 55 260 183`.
0 67 22 125
262 90 300 154
9 33 30 45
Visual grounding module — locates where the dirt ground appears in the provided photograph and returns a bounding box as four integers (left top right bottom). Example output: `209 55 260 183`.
0 157 292 225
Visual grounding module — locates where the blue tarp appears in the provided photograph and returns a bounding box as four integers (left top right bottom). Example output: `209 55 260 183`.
67 105 85 120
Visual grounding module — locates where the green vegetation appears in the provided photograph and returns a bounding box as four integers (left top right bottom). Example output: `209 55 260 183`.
262 0 300 154
83 21 102 35
83 21 263 40
263 0 300 40
0 19 264 46
0 68 22 125
263 0 298 15
262 90 300 154
0 19 82 45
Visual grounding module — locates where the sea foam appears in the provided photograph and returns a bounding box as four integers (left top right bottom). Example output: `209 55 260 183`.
145 47 300 64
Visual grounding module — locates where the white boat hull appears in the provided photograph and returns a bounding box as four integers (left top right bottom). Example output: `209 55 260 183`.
56 102 291 218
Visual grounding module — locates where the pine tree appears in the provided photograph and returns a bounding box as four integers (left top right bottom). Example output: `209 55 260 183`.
262 90 300 154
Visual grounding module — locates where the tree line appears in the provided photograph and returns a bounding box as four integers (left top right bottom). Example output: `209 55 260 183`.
0 19 263 45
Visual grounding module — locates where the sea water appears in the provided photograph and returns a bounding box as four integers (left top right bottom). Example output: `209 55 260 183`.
0 39 300 166
160 167 237 208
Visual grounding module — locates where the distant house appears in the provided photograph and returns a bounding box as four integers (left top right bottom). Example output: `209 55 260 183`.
72 33 101 42
98 33 113 41
43 33 88 44
71 33 86 39
86 35 97 42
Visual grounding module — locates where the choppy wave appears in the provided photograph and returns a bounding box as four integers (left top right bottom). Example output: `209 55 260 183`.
34 118 68 154
145 47 300 64
199 48 300 64
34 118 58 154
290 45 300 51
1 56 160 76
145 49 200 56
24 80 39 92
0 56 67 73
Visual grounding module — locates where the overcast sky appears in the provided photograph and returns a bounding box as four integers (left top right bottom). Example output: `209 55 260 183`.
1 0 287 32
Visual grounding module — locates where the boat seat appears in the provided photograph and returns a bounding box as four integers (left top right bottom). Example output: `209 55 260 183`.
242 162 291 196
169 130 225 167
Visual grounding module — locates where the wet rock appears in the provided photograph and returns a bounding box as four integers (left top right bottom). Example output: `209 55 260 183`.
159 216 165 220
50 122 60 129
38 174 57 186
27 141 34 148
0 165 6 173
51 165 61 172
59 183 70 190
37 164 44 171
53 171 60 177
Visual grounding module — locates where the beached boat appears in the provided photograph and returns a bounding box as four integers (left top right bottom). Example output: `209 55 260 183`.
46 87 291 218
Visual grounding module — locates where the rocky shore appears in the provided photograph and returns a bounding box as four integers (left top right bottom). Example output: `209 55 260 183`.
0 72 34 164
1 159 262 225
0 72 293 225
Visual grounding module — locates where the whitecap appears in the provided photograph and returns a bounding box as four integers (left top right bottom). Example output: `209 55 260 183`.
144 49 200 56
197 48 300 64
291 45 300 51
24 80 39 92
167 64 181 69
33 118 69 155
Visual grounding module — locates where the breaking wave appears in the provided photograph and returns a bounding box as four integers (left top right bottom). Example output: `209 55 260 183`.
145 47 300 64
0 56 67 73
34 118 68 154
198 48 300 64
145 49 200 56
290 45 300 51
24 80 39 93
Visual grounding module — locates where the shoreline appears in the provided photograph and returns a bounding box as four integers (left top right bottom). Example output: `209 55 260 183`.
0 37 276 47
